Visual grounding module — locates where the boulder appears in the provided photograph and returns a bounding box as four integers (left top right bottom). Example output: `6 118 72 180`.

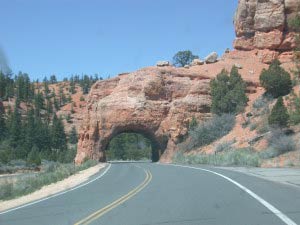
156 61 170 67
191 58 204 66
204 52 218 64
234 63 243 69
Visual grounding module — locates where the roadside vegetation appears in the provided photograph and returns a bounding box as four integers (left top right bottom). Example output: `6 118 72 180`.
173 148 261 167
174 60 300 167
0 159 97 201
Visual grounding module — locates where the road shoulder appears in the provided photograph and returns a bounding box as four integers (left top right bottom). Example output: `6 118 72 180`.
218 166 300 188
0 163 107 213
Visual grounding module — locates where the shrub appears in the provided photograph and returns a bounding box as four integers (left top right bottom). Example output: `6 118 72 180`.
189 117 198 131
288 91 300 125
266 130 296 156
173 148 260 167
172 50 199 67
215 140 234 153
210 67 248 115
185 114 235 151
259 60 292 98
27 146 41 166
268 97 289 128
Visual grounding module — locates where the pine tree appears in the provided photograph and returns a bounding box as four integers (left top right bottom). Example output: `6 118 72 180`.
70 76 76 94
34 92 45 117
24 108 35 152
69 126 78 144
0 100 7 140
210 67 248 115
27 145 41 166
260 60 292 98
51 114 67 151
268 97 289 128
9 100 22 148
50 75 57 84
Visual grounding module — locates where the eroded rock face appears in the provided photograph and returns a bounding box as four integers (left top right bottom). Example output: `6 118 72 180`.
75 67 211 164
234 0 300 51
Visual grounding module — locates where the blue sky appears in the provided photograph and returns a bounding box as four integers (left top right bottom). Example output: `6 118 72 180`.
0 0 237 80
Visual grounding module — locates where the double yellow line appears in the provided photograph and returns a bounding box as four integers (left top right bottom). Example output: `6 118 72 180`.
74 169 152 225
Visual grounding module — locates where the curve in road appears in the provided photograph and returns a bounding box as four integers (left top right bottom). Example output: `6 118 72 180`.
0 163 299 225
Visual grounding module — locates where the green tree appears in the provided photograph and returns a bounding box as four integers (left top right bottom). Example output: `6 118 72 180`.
50 75 57 84
27 145 41 166
288 91 300 125
9 100 22 148
70 76 76 94
259 60 292 98
51 114 67 151
34 92 45 117
69 126 78 144
210 67 248 115
268 97 289 128
172 50 199 67
0 100 7 140
189 117 198 130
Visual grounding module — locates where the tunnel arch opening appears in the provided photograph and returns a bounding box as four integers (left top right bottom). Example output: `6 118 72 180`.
102 125 166 162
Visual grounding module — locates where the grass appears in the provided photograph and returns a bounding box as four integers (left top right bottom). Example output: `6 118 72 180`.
173 148 261 167
0 160 98 201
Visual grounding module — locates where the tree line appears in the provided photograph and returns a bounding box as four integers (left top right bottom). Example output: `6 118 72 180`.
0 71 101 165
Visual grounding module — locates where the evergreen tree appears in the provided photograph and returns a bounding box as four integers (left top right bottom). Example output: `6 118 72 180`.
268 97 289 128
0 100 7 140
70 76 76 94
50 75 57 84
34 118 52 157
210 67 248 115
9 100 22 148
260 60 292 98
24 108 35 152
27 145 41 166
172 50 199 67
59 86 66 106
69 126 78 144
51 114 67 151
34 92 45 117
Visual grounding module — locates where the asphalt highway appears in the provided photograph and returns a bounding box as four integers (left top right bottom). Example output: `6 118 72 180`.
0 163 299 225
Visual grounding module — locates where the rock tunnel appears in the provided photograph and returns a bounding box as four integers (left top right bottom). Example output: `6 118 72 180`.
75 66 211 164
103 125 168 162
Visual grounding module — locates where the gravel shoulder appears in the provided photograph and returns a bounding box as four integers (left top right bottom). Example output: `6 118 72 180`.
0 163 106 212
219 166 300 188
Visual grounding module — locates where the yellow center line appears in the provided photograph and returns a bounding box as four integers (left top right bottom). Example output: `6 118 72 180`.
74 169 152 225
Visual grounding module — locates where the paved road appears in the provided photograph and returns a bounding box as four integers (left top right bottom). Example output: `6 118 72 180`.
1 163 300 225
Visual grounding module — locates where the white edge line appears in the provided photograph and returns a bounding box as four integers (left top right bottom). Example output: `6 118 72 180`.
0 163 112 215
160 163 297 225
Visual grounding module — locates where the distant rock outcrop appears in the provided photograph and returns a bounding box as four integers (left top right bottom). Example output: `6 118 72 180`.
233 0 299 53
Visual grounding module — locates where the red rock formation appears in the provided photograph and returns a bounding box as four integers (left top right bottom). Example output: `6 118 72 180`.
234 0 300 60
75 67 211 164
